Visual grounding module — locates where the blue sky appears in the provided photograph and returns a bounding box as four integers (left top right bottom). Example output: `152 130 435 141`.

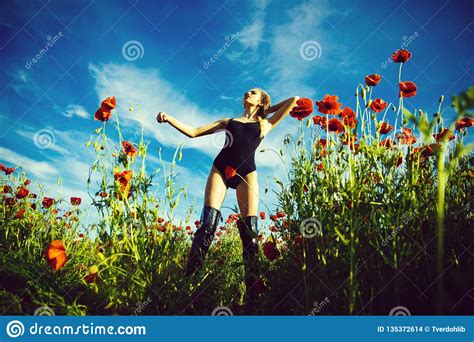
1 0 473 227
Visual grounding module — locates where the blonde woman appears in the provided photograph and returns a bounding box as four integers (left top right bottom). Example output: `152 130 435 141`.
156 88 299 306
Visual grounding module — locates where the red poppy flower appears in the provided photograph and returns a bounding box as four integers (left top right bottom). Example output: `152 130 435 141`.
370 98 388 113
94 108 112 122
316 94 343 115
15 208 25 219
290 98 314 121
312 115 327 128
316 162 324 171
339 107 358 129
263 241 280 261
114 170 133 200
259 211 266 220
399 81 417 98
365 74 381 86
327 118 344 133
276 211 285 218
391 49 412 63
377 122 393 134
380 138 395 149
101 96 116 111
122 140 137 158
4 197 15 206
2 166 15 175
455 117 474 131
16 187 29 199
434 128 455 142
24 179 31 185
42 197 54 208
2 185 11 194
71 197 82 206
396 128 417 145
194 219 201 228
315 139 327 149
44 240 67 271
225 166 236 179
99 191 108 198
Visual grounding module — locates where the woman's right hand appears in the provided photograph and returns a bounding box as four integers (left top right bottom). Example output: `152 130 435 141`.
156 111 170 124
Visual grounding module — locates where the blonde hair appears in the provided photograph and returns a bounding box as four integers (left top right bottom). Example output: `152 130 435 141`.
254 88 271 139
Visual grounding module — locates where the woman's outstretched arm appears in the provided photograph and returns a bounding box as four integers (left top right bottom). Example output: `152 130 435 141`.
156 111 230 138
266 96 300 129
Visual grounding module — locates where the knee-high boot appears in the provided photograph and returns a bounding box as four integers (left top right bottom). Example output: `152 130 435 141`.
185 205 222 277
237 215 260 302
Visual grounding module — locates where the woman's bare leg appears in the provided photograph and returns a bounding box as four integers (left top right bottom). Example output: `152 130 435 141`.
204 165 228 210
236 170 259 216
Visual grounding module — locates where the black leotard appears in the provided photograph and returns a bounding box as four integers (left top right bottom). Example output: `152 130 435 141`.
213 118 264 189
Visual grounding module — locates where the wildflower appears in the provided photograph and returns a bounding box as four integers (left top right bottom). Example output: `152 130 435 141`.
259 211 266 220
15 208 25 219
122 140 137 158
396 128 417 145
225 166 236 179
327 118 344 133
316 94 343 115
42 197 54 208
399 81 417 98
380 138 395 149
391 49 412 63
370 98 387 113
44 240 67 271
455 117 474 131
263 241 280 261
71 197 82 206
114 170 132 200
377 122 393 134
290 98 314 121
365 74 381 86
16 187 29 199
434 128 455 142
312 115 327 127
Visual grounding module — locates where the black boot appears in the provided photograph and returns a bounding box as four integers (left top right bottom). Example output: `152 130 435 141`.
237 215 261 307
185 205 222 278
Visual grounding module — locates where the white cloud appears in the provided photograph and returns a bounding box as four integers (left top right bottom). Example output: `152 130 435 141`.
238 19 264 50
63 104 89 119
0 146 59 180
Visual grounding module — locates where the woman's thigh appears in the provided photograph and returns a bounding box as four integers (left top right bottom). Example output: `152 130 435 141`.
236 170 259 217
204 165 228 210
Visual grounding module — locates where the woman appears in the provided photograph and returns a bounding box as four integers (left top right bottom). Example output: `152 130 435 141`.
156 88 300 306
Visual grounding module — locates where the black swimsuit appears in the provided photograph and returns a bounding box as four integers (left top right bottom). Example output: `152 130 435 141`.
213 118 264 189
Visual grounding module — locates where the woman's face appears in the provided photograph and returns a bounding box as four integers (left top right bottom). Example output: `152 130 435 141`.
243 88 262 107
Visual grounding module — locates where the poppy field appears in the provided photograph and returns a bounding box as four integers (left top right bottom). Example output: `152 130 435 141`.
1 48 473 315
